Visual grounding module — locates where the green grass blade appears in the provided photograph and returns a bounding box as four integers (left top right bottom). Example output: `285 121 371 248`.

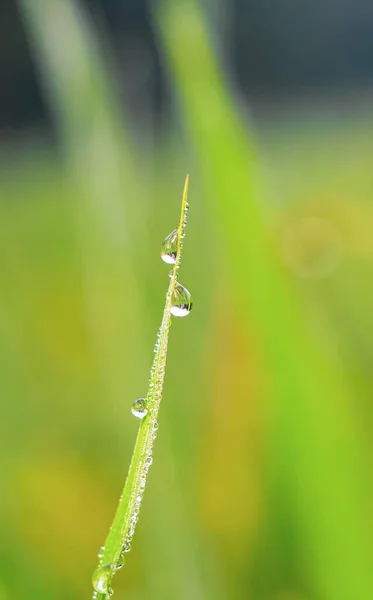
154 3 373 599
17 0 145 406
93 176 190 598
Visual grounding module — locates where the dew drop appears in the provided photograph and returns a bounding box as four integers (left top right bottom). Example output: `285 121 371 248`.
92 564 112 594
131 398 148 419
171 283 193 317
116 557 125 571
160 229 178 264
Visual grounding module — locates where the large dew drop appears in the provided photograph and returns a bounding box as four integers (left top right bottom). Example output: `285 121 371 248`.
160 229 178 264
171 283 193 317
92 564 112 594
131 398 148 419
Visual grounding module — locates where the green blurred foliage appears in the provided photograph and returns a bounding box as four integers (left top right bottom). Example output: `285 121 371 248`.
1 1 372 599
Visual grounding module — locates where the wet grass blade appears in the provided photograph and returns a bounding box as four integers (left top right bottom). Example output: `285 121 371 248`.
92 176 190 599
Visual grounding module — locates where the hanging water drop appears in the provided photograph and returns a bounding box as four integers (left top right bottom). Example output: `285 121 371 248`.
160 229 178 264
171 283 193 317
131 398 148 419
115 557 125 571
92 564 112 594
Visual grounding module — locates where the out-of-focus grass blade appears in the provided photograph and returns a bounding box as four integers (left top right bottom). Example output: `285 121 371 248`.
17 0 144 403
155 2 373 599
17 0 136 232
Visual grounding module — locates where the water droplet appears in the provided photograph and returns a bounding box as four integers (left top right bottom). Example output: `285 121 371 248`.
171 283 193 317
161 229 178 264
116 557 125 570
131 398 148 419
92 564 112 594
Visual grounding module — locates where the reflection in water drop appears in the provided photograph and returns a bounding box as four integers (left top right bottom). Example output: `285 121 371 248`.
92 564 112 594
131 398 148 419
160 229 178 264
171 283 193 317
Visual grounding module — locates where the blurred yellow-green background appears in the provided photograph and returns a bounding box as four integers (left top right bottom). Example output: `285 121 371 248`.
2 1 373 598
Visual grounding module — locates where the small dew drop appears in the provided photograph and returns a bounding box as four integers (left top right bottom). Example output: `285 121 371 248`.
171 283 193 317
160 229 178 264
131 398 148 419
116 557 125 571
92 564 112 594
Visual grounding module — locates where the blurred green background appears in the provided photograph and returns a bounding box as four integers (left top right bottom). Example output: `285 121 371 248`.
1 1 373 599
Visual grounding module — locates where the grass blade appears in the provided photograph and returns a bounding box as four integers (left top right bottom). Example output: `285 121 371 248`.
93 176 190 599
154 3 373 599
17 0 145 408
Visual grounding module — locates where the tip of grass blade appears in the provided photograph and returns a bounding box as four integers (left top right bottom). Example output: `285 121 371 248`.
95 176 191 598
